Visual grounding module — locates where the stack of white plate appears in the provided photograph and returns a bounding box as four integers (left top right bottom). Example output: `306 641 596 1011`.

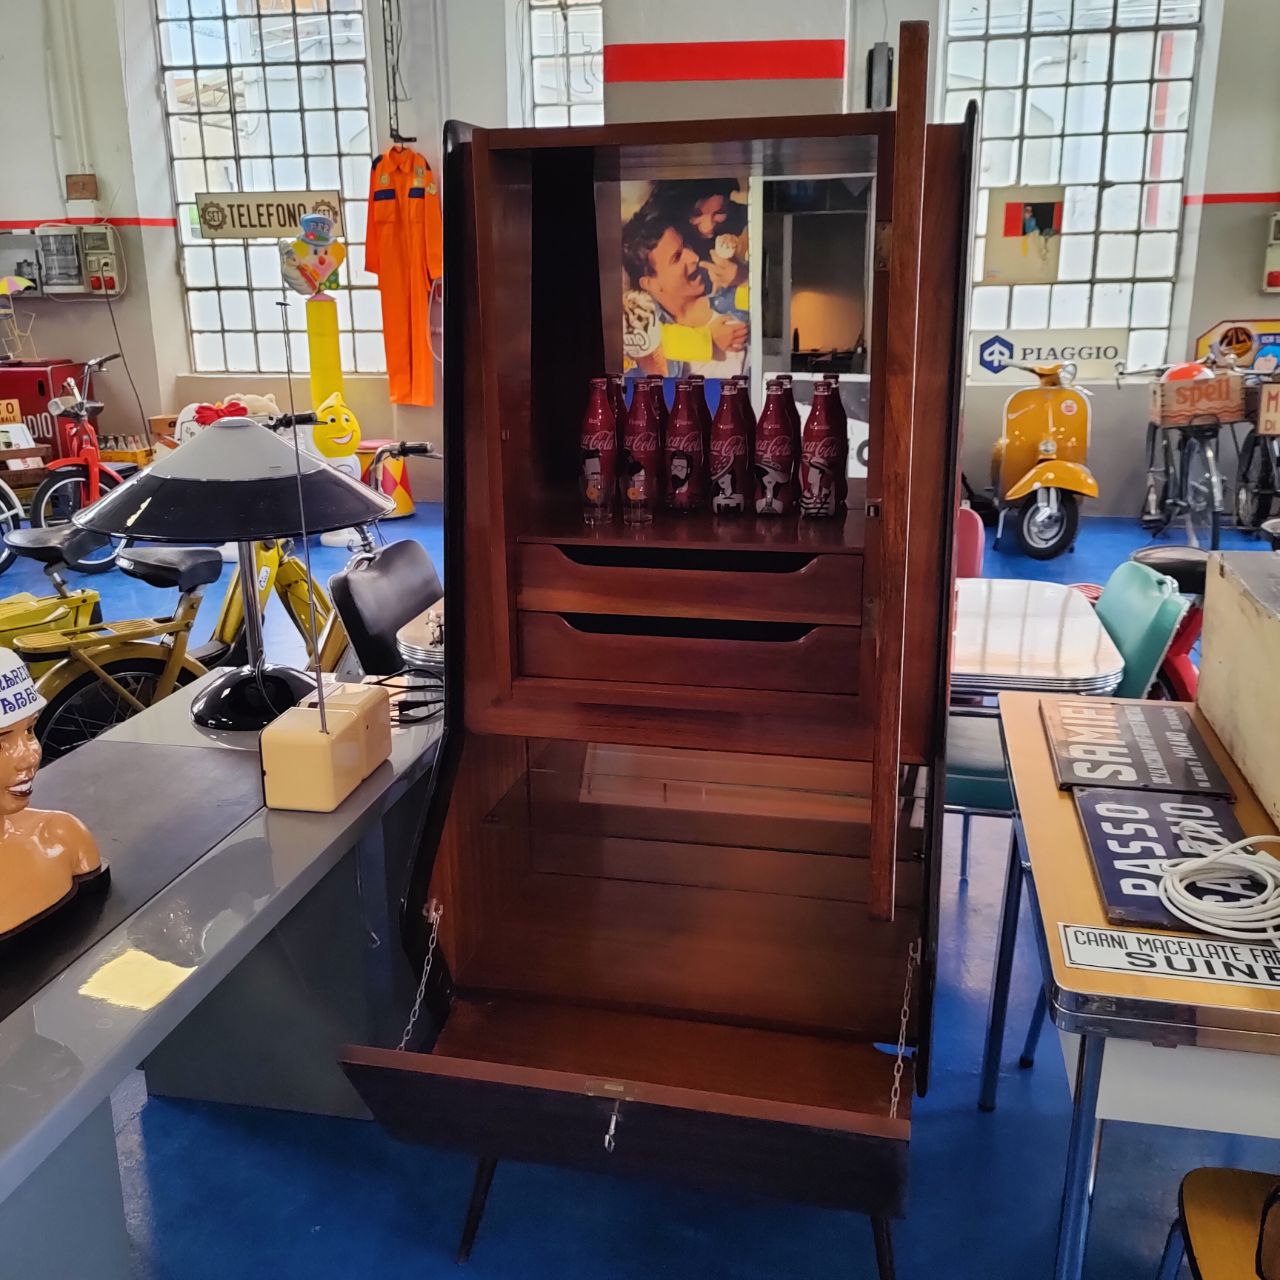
396 606 445 674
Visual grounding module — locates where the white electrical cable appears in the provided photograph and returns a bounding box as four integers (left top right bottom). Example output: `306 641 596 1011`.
1159 820 1280 944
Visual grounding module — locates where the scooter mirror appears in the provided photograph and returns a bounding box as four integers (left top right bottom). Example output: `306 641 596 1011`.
47 397 65 416
1060 362 1077 386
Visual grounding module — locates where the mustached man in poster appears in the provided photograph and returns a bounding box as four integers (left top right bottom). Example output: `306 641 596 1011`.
621 178 750 381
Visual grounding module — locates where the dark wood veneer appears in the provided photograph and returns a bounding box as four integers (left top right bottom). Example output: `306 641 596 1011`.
344 23 970 1272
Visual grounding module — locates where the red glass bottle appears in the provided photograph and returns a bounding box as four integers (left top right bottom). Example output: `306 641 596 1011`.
580 377 618 525
665 380 706 512
731 374 756 445
821 373 850 509
645 376 669 441
621 379 660 525
776 373 802 464
799 381 844 519
709 381 749 516
607 372 627 430
753 380 796 516
689 373 713 457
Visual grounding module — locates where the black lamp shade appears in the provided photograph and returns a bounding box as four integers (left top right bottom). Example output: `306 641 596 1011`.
72 416 395 543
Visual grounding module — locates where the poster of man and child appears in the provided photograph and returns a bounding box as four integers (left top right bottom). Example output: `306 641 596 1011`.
620 177 751 381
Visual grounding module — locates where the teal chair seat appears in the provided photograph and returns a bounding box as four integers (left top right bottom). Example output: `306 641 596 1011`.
945 713 1013 879
946 715 1013 812
1095 560 1189 698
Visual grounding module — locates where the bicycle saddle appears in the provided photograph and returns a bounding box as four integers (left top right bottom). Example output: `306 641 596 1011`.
117 546 222 592
1131 544 1210 596
5 525 107 566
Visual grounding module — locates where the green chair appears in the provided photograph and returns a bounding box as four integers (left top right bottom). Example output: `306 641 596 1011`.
944 711 1013 881
1095 560 1189 699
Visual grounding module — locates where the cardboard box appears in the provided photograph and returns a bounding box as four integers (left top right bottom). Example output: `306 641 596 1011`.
149 413 178 442
1198 552 1280 829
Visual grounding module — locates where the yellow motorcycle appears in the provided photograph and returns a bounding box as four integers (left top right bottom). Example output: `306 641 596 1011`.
990 361 1097 559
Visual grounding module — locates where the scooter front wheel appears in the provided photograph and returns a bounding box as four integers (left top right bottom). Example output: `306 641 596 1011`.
1016 489 1078 559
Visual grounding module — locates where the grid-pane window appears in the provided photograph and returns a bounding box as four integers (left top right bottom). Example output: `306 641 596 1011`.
157 0 384 374
945 0 1201 369
527 0 603 127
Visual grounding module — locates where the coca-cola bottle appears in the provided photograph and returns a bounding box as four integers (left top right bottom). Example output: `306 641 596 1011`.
665 380 706 513
689 373 712 456
821 373 850 510
754 380 795 516
732 374 756 442
579 377 617 525
645 376 669 440
621 379 659 525
799 381 845 519
709 381 749 516
777 373 802 463
607 372 627 429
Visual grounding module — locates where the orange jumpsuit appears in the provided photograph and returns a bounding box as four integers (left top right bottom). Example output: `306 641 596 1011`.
366 147 444 407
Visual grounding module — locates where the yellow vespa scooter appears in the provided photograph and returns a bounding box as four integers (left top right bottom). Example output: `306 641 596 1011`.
990 361 1097 558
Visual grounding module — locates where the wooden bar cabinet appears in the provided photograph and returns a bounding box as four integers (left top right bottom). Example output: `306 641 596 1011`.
343 24 973 1275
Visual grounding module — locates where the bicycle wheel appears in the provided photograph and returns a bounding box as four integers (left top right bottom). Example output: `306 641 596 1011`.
1141 427 1177 534
1236 430 1278 529
36 658 199 761
31 467 126 573
0 479 23 576
1182 434 1222 551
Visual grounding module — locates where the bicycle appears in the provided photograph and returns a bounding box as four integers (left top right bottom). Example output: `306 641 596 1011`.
1124 350 1246 551
5 525 219 759
32 353 135 573
1234 372 1280 532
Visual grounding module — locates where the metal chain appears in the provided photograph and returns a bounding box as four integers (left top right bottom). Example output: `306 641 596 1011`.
889 938 922 1120
397 900 443 1052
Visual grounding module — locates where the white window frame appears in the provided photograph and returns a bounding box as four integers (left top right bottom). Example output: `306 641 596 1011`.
515 0 604 128
943 0 1203 371
155 0 384 376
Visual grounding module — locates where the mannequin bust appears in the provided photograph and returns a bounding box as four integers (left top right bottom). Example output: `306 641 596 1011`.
0 652 106 941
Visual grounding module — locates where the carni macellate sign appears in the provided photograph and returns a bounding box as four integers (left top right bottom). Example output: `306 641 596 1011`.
1059 922 1280 990
1040 698 1233 798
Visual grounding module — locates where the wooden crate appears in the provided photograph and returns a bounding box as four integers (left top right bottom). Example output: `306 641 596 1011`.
1149 371 1245 427
1199 552 1280 828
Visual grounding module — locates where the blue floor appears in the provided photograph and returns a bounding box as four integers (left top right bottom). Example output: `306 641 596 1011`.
46 511 1280 1276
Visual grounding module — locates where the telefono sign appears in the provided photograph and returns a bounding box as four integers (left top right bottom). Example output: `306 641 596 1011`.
969 328 1127 383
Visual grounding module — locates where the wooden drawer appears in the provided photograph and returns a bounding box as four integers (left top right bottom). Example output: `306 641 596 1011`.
517 612 860 695
342 1000 908 1216
517 542 862 624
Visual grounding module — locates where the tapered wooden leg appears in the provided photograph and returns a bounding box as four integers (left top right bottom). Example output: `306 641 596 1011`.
456 1157 497 1264
871 1217 897 1280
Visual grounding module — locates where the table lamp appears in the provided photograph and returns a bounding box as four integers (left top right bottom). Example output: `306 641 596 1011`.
72 415 394 730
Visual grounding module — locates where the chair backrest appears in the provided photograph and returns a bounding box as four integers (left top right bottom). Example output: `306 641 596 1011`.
1096 560 1189 698
328 538 443 675
955 505 985 578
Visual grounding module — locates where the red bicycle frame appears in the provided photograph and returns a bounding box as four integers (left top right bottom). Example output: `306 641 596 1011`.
48 385 123 501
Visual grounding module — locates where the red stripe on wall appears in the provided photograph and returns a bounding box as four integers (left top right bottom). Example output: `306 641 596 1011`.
0 216 177 229
603 39 845 84
1183 192 1280 207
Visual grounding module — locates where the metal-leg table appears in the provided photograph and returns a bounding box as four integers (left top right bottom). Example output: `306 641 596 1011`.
978 824 1023 1112
1054 1035 1105 1280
